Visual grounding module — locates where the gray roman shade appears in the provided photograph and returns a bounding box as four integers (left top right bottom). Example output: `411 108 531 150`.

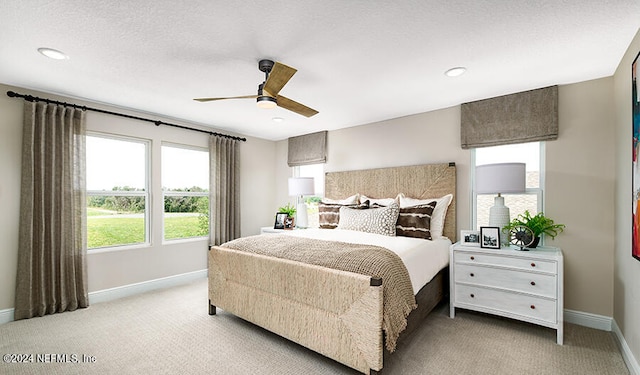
461 85 558 149
287 130 327 166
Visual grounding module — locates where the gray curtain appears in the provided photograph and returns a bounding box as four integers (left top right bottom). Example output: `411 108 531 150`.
460 85 558 149
15 102 88 320
287 130 327 166
210 136 241 245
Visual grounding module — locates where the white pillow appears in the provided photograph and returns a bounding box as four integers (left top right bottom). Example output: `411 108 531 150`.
338 203 400 236
321 194 359 205
359 194 399 207
398 194 453 239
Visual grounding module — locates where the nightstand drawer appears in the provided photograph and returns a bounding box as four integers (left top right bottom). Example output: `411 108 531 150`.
454 251 556 273
455 264 557 298
455 284 557 324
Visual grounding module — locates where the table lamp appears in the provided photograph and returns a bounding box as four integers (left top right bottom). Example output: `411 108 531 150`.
288 177 315 228
475 163 526 246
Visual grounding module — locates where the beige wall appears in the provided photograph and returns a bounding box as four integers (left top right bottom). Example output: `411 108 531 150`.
0 59 625 321
275 78 616 316
0 83 276 309
614 29 640 364
547 78 616 316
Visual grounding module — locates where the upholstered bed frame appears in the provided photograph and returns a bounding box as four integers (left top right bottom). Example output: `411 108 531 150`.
208 163 456 374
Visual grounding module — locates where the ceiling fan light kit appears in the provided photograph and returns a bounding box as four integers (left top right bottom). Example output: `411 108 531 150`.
256 95 277 109
194 59 318 117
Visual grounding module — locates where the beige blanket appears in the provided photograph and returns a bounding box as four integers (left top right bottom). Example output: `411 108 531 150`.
220 234 417 352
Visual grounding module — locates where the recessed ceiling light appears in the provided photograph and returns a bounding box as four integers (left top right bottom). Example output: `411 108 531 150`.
272 117 284 123
37 47 68 60
445 67 466 77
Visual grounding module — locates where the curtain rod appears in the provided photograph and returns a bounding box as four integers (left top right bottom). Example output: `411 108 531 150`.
6 90 247 142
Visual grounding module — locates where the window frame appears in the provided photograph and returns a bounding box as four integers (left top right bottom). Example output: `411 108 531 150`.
86 132 151 252
471 142 545 232
161 142 210 243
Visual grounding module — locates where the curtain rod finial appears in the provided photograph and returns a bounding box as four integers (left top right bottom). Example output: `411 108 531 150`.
7 91 16 98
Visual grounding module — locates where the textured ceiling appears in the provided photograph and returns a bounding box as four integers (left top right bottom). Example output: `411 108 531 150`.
1 1 639 141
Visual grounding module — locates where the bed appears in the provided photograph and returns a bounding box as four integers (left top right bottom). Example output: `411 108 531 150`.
208 163 457 374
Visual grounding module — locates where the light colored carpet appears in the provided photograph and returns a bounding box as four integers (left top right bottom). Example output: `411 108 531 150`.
0 278 629 374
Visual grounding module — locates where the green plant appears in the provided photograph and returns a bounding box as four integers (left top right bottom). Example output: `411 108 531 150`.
504 210 566 240
278 202 296 217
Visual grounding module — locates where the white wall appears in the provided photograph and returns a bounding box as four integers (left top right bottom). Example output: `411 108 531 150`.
614 28 640 366
0 83 276 309
275 79 616 317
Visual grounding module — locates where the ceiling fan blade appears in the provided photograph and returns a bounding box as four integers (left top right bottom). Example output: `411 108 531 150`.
277 95 319 117
194 95 258 102
263 62 297 97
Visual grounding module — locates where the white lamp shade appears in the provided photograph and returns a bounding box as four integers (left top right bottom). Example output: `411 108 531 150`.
288 177 315 196
476 163 526 194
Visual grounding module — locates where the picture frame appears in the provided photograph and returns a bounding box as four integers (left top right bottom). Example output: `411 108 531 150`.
480 226 500 249
284 216 295 230
632 50 640 261
460 230 481 247
274 212 288 229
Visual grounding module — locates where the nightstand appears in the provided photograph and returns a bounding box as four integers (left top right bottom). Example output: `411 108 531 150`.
260 227 285 234
449 242 564 344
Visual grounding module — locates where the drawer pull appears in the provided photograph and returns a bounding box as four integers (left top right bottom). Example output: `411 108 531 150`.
470 273 475 277
470 294 475 298
531 262 536 267
530 305 535 309
530 281 536 286
470 256 475 260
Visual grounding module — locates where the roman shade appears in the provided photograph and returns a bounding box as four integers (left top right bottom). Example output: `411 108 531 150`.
287 130 327 166
460 85 558 149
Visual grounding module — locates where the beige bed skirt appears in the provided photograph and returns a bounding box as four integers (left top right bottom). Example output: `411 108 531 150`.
209 246 384 373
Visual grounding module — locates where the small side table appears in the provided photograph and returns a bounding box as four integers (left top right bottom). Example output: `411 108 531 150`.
260 227 285 234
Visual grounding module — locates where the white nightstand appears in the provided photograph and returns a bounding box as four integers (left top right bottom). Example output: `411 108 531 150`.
260 226 285 234
450 242 564 344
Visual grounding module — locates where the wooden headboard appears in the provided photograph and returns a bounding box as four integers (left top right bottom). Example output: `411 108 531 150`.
324 163 457 241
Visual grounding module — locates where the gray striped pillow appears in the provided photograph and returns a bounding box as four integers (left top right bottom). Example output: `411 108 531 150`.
396 202 436 240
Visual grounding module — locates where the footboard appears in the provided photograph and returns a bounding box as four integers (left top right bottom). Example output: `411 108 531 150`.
208 246 384 374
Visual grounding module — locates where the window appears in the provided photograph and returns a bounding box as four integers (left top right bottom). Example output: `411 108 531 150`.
162 144 209 240
473 142 543 230
86 135 149 249
295 164 324 228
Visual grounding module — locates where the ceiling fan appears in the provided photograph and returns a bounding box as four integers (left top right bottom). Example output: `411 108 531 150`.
194 59 318 118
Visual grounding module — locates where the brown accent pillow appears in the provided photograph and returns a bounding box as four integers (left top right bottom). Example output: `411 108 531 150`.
396 202 436 239
318 200 369 229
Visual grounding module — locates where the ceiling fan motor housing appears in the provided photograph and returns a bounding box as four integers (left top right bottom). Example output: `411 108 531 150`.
258 59 275 74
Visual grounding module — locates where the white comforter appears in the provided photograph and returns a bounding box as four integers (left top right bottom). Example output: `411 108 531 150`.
281 228 451 294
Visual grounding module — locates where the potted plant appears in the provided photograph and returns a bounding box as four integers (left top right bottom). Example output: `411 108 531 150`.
278 202 296 219
277 203 297 229
504 210 565 248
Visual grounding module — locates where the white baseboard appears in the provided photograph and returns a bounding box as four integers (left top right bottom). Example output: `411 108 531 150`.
612 319 640 375
0 269 207 325
88 269 207 304
564 308 613 331
0 308 14 325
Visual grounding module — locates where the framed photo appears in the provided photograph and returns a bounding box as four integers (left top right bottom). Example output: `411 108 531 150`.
274 212 288 229
460 230 480 247
480 227 500 249
632 50 640 261
284 216 295 230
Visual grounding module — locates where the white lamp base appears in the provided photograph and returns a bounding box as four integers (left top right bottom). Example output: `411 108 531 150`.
488 195 510 247
296 202 308 228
